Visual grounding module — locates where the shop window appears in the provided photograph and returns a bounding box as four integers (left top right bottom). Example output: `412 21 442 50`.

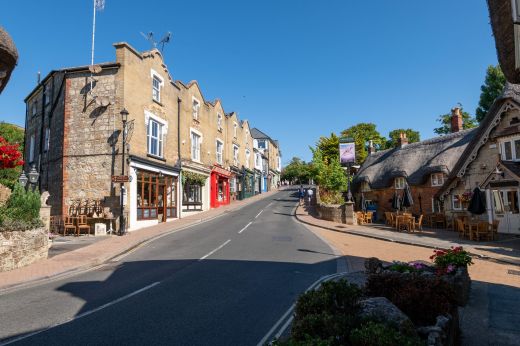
137 171 177 220
183 184 202 204
147 119 164 158
230 177 236 193
394 177 406 189
431 173 444 187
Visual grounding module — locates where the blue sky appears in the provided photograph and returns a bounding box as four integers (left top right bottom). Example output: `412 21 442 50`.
0 0 497 163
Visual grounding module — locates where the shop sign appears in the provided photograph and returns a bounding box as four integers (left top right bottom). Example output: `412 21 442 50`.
112 175 129 183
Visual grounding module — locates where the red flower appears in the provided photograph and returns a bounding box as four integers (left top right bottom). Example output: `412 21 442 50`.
0 136 23 169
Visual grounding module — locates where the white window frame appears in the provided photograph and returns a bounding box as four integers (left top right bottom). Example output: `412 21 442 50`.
233 122 238 138
245 149 250 168
452 194 462 210
44 127 50 152
145 111 167 158
233 145 239 166
147 119 164 158
431 173 444 187
500 137 520 161
394 177 406 189
190 129 202 162
150 69 164 103
192 97 200 120
217 113 223 131
216 139 223 164
29 135 35 163
256 153 262 168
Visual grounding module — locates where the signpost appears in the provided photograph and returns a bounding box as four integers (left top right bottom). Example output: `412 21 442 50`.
111 175 129 183
339 137 355 202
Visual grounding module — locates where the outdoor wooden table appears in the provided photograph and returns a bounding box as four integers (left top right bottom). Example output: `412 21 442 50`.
465 221 483 241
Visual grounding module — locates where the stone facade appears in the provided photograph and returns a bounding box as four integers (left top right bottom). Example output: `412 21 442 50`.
0 228 48 272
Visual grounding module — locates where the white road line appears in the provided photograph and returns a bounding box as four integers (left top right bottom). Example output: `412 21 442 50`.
255 210 264 219
0 281 161 345
238 222 253 234
199 239 231 261
265 202 273 208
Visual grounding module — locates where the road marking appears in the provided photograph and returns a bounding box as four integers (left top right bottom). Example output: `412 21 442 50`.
199 239 231 261
238 222 253 234
265 202 273 208
256 272 346 346
0 281 161 345
255 210 263 219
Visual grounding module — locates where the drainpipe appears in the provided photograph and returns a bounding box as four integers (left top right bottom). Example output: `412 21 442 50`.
177 96 182 219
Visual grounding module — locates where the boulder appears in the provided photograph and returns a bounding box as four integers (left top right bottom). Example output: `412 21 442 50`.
359 297 416 336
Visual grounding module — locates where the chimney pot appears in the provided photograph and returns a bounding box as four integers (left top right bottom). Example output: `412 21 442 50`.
368 140 376 155
398 132 408 148
451 107 463 133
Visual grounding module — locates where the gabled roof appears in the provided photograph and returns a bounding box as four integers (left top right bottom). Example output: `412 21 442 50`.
438 82 520 197
353 129 477 190
251 128 271 139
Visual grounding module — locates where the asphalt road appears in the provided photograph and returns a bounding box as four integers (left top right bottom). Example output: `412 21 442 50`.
0 189 339 345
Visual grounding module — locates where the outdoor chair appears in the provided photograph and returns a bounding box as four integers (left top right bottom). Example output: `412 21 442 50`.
356 212 365 225
456 219 469 239
474 222 492 242
77 215 91 236
397 216 413 232
50 215 63 235
384 212 392 226
64 216 77 236
412 215 423 232
364 211 373 224
491 220 499 240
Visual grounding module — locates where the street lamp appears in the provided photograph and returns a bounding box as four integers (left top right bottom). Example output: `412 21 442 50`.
28 165 39 186
119 108 129 236
18 171 28 187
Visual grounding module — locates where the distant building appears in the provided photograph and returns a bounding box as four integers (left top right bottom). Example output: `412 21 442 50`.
251 128 282 192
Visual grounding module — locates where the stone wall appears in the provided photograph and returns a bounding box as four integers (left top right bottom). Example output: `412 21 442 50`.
0 228 48 272
315 187 355 224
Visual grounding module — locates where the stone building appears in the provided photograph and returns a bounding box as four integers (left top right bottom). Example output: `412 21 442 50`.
352 109 475 220
438 83 520 235
23 42 278 232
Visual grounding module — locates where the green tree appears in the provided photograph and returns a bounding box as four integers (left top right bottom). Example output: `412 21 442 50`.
281 157 311 184
316 133 340 164
476 65 506 122
340 123 386 165
310 148 347 192
386 129 420 148
0 122 24 189
433 106 477 135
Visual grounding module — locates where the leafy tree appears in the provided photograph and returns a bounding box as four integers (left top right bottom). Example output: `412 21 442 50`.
0 122 24 189
310 147 347 192
281 157 311 184
316 133 339 164
340 123 386 165
476 65 506 122
433 106 477 135
386 129 420 148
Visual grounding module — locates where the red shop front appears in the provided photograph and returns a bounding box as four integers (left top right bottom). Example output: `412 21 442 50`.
210 166 231 208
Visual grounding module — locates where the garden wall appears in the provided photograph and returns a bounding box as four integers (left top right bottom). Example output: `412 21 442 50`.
0 228 49 272
315 187 355 224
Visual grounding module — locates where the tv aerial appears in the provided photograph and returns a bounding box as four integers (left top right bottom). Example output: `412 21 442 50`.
140 31 172 52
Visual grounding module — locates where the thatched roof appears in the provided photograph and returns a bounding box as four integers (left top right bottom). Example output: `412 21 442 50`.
0 27 18 94
353 129 477 190
487 0 520 83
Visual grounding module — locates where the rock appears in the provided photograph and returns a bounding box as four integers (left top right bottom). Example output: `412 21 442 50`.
364 257 383 275
359 297 416 336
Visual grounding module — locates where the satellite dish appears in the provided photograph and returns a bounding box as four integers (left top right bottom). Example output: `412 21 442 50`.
89 65 102 74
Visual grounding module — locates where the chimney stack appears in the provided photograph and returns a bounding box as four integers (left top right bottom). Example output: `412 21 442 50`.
398 132 408 148
368 140 375 155
451 107 463 133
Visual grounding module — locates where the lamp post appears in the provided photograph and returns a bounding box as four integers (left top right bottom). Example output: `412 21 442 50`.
119 108 129 236
18 171 28 188
18 165 39 190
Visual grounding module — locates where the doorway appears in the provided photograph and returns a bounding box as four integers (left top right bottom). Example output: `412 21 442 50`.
491 188 520 234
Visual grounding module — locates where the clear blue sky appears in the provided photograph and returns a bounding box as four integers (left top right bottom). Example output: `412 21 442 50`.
0 0 497 163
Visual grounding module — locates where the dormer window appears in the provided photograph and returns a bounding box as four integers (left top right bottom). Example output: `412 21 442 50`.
394 177 406 189
192 98 200 120
361 182 370 192
431 173 444 187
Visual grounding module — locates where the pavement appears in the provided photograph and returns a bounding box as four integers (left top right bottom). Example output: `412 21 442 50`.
296 202 520 346
0 188 339 345
296 203 520 266
0 189 280 292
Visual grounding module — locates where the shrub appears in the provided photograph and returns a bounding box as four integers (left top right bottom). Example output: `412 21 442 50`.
430 246 473 272
319 190 344 205
292 279 362 344
0 184 41 230
349 321 424 346
387 261 430 273
365 273 455 326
